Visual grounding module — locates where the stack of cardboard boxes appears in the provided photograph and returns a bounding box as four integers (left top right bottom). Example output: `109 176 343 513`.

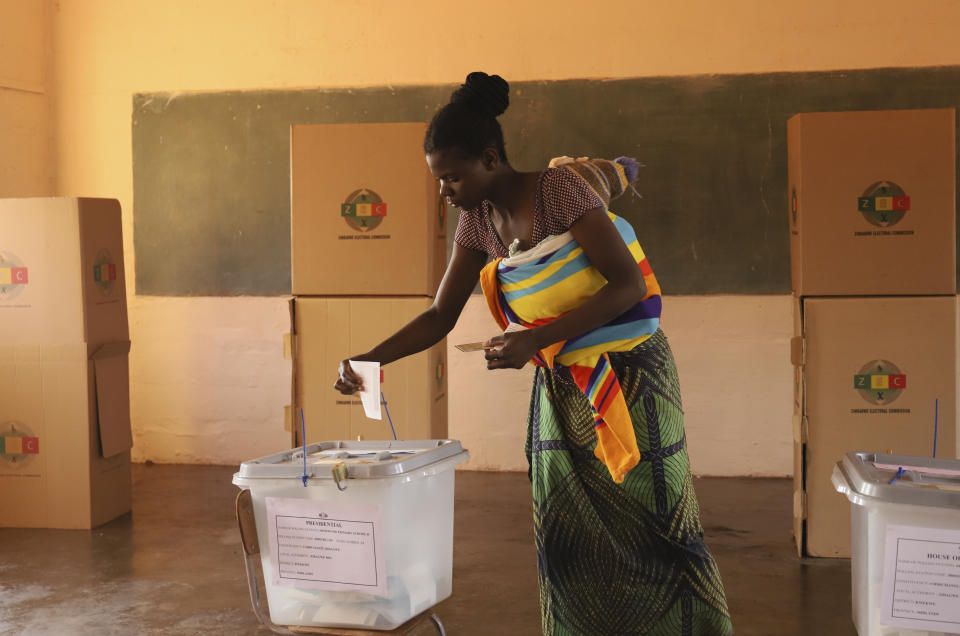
288 123 449 445
788 109 958 557
0 198 132 529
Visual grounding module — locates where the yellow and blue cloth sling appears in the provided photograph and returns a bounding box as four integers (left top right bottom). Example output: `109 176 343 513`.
480 157 661 483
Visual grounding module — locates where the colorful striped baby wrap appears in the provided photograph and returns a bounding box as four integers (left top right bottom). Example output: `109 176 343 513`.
479 157 662 484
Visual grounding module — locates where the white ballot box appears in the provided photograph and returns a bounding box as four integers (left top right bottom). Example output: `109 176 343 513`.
233 440 468 630
833 452 960 636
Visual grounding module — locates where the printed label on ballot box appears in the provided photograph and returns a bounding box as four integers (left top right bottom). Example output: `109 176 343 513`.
266 496 386 596
881 524 960 633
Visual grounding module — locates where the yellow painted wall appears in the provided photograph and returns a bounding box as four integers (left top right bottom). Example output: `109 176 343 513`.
47 0 960 472
0 0 53 197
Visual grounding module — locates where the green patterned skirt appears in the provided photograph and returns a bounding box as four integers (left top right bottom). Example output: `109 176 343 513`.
526 329 732 635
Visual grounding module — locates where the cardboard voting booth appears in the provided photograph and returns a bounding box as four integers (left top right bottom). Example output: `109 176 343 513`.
0 197 132 529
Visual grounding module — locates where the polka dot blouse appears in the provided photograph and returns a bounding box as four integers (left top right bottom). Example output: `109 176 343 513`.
453 167 604 258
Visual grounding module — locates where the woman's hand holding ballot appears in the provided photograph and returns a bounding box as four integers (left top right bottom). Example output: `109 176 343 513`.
483 329 541 370
334 359 364 395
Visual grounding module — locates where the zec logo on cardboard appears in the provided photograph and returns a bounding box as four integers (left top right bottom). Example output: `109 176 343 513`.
854 360 907 406
857 181 910 227
0 421 40 468
0 251 29 302
92 248 118 296
341 189 387 232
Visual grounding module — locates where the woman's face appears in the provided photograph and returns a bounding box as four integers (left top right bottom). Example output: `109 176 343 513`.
426 148 495 211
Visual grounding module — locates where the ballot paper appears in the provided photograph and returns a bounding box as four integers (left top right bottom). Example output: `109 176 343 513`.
349 360 381 420
454 342 494 353
455 322 530 353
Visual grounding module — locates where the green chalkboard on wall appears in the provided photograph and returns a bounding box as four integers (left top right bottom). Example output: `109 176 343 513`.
132 68 960 296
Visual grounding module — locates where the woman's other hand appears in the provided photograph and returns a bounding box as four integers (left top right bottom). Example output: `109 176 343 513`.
334 359 364 395
483 330 540 370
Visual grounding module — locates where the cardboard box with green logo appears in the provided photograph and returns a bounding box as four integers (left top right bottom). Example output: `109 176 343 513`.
790 296 958 557
788 108 956 296
291 123 448 297
286 297 447 445
0 197 132 529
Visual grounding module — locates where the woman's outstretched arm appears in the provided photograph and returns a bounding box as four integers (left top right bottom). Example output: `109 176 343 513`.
335 242 487 394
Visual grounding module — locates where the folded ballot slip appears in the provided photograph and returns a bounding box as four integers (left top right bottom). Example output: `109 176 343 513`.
455 323 528 353
348 360 381 420
454 342 498 353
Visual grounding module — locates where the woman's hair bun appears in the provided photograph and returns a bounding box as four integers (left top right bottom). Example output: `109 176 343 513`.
449 71 509 118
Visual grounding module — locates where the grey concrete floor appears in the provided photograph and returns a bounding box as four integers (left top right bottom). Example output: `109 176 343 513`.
0 465 857 635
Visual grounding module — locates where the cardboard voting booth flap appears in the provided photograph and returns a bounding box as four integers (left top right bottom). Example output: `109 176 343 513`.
791 296 958 557
91 341 133 459
290 123 448 297
788 108 956 296
289 297 447 447
0 197 129 346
